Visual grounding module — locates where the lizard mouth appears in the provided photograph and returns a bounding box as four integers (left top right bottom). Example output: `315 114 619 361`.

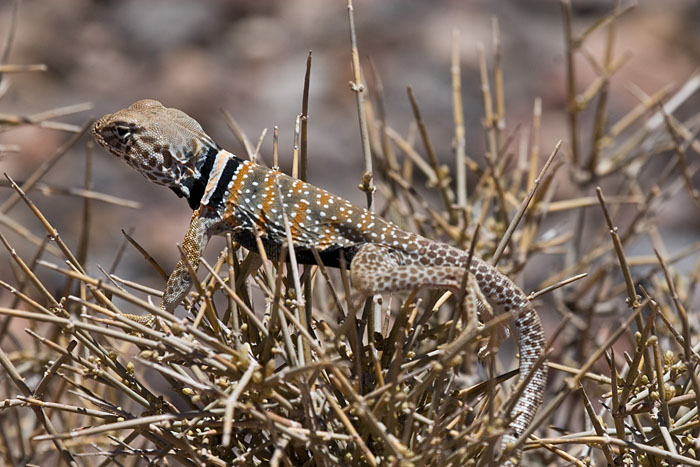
92 117 114 154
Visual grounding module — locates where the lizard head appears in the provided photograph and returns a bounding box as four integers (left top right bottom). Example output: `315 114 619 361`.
93 99 219 197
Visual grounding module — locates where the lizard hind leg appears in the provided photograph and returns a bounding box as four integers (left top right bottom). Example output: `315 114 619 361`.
350 242 508 357
349 243 469 295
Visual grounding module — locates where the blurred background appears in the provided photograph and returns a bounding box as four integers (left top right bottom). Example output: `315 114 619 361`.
1 0 699 301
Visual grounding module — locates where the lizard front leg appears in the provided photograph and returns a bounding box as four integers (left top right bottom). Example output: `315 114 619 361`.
162 209 220 312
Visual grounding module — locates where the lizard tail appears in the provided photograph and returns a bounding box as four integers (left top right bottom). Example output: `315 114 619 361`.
499 298 547 464
463 257 547 463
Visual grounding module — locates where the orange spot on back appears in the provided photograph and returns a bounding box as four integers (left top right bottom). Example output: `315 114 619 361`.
258 171 278 227
224 161 253 219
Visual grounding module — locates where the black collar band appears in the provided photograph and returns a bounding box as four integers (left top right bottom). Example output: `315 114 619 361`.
175 145 219 210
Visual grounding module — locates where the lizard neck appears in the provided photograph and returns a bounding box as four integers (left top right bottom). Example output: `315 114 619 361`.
169 145 219 210
198 149 243 210
172 147 245 211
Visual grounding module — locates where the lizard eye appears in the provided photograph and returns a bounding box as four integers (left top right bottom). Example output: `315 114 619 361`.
113 125 132 144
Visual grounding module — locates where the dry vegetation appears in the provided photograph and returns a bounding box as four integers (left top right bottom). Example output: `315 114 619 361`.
1 1 700 466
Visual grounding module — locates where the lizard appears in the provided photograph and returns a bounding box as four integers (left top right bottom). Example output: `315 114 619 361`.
92 99 546 463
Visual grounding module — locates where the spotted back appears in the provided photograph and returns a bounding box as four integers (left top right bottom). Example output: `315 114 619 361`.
209 157 420 255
